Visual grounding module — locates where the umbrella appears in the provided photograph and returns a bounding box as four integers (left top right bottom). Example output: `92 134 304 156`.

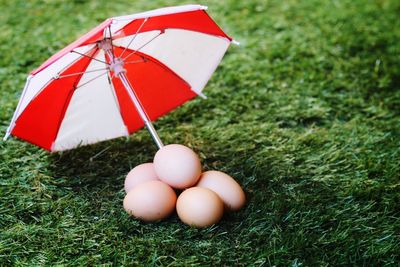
3 5 237 151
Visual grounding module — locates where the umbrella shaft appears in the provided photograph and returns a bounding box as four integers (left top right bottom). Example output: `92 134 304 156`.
118 72 164 149
102 40 163 149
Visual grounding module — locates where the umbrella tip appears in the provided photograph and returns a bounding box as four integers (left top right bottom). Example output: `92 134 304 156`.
198 92 207 99
232 40 240 46
191 89 207 99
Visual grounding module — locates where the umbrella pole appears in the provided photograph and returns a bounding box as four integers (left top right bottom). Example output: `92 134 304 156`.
118 72 164 149
101 39 164 149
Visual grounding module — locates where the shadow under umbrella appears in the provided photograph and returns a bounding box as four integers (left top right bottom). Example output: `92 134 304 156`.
48 136 157 193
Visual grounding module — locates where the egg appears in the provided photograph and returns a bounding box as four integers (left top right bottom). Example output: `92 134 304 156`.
153 144 202 189
123 180 176 222
124 163 159 193
176 187 224 228
196 170 246 211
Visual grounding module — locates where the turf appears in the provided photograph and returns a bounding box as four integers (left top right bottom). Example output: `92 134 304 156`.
1 0 399 265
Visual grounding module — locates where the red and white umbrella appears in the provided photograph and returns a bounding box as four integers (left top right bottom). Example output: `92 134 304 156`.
4 5 237 152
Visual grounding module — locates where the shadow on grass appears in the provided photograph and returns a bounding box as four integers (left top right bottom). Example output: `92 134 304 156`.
48 135 158 193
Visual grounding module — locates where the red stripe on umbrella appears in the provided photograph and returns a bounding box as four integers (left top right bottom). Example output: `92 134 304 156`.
12 48 100 150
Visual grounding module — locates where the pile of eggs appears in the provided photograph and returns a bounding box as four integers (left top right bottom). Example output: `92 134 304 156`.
123 144 245 228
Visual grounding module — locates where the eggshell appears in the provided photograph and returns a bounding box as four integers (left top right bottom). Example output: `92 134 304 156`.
124 163 159 193
153 144 201 189
176 187 224 228
123 180 176 222
196 170 246 211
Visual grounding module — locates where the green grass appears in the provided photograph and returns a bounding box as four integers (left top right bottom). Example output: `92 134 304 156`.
1 0 400 265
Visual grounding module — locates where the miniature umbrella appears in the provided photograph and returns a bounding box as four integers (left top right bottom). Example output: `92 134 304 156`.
4 5 236 151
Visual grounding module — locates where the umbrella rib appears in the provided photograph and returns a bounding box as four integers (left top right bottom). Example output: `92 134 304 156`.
106 72 130 135
25 48 100 107
124 59 146 65
120 17 148 58
55 67 109 79
49 45 97 78
71 50 109 65
123 31 162 61
74 71 109 90
117 47 193 93
106 72 122 113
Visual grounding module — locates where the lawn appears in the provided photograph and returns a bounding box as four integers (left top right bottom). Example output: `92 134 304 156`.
1 0 399 265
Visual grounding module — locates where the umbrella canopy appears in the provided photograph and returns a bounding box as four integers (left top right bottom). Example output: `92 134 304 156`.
4 5 236 152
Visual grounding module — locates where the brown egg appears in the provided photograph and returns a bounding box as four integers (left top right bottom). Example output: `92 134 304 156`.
176 187 224 228
196 170 246 211
123 180 176 222
153 144 202 189
124 163 159 193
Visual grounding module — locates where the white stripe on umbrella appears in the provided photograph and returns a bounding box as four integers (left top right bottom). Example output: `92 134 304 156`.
52 50 129 151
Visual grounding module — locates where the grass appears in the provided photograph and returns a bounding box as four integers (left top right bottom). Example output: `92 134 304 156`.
1 0 400 265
